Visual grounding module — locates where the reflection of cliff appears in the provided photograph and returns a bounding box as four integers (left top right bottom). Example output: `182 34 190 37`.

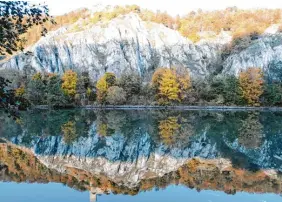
1 143 282 197
1 110 282 176
0 143 88 191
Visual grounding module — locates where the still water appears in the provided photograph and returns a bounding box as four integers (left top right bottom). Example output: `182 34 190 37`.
0 109 282 202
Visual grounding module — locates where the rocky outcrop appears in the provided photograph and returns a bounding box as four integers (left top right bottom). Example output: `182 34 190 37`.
0 13 230 80
223 34 282 78
1 12 282 80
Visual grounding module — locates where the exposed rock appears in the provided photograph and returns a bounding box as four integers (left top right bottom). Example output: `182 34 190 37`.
0 13 229 80
222 34 282 77
2 12 282 80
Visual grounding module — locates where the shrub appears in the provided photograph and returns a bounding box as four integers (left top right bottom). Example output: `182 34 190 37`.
106 86 126 105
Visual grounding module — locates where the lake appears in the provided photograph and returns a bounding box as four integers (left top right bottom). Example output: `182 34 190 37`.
0 109 282 202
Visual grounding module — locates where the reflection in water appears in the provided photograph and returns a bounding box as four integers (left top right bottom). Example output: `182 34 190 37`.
1 109 282 201
238 112 263 149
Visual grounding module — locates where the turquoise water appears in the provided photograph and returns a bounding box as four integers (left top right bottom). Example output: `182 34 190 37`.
0 109 282 201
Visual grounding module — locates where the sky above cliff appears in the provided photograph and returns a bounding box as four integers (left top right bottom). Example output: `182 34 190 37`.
37 0 282 16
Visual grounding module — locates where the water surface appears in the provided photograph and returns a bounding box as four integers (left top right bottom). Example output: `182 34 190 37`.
0 109 282 201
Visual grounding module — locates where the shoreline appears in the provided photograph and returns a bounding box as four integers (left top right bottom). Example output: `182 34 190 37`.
33 105 282 111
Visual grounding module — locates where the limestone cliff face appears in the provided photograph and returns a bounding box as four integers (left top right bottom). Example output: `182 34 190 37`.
0 13 230 80
223 34 282 79
2 12 282 79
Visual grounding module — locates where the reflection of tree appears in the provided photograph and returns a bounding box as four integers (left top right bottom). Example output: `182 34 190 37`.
238 113 263 149
158 115 195 147
62 121 77 144
96 111 127 136
159 117 180 145
96 112 113 137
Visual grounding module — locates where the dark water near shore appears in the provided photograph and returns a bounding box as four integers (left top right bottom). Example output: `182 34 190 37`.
0 109 282 202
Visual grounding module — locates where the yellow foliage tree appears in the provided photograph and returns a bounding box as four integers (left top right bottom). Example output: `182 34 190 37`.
152 67 191 104
32 72 43 81
96 73 116 104
96 77 108 104
159 69 180 104
239 67 264 106
152 68 167 89
62 70 78 98
15 86 25 97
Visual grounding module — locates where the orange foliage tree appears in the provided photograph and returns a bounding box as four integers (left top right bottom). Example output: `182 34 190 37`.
239 67 264 106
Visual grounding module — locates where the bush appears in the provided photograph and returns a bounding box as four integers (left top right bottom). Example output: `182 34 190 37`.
262 83 282 106
119 73 142 98
106 86 126 105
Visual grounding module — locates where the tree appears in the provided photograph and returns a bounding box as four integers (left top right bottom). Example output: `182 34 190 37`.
104 72 117 86
158 69 180 105
175 66 192 100
119 73 142 98
46 75 67 108
152 68 167 89
262 83 282 106
0 1 52 115
96 76 108 104
106 86 127 105
62 70 78 98
239 68 264 106
26 73 46 105
222 76 243 105
96 72 117 104
0 1 52 55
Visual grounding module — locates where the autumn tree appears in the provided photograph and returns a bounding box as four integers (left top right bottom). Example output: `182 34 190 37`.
159 69 180 104
104 72 117 86
96 76 108 104
152 68 167 89
152 67 192 105
62 70 78 98
239 67 264 106
96 73 117 104
175 66 192 100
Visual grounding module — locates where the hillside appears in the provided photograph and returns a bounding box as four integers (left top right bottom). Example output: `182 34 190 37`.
1 5 282 107
1 6 282 79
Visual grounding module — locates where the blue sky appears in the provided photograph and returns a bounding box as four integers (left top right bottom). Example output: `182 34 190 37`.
35 0 282 16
